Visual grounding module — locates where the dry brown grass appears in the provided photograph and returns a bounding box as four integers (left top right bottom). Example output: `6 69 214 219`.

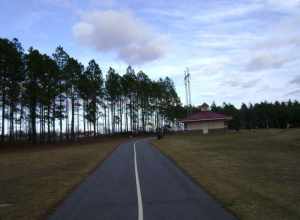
154 129 300 220
0 138 126 220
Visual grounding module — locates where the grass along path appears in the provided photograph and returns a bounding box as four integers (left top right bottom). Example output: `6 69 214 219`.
0 138 126 220
153 129 300 220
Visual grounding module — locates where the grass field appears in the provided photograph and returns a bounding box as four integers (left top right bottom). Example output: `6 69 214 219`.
0 137 126 220
154 129 300 220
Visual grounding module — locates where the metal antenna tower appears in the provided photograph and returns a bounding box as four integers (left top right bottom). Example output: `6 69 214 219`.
184 68 191 107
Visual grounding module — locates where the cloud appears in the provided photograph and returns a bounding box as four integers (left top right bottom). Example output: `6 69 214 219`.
73 10 168 64
192 3 261 23
242 79 260 88
255 36 300 50
222 78 260 88
253 15 300 50
244 14 300 75
88 0 115 8
43 0 72 8
264 0 300 9
118 37 167 65
286 89 300 96
290 75 300 85
245 54 294 72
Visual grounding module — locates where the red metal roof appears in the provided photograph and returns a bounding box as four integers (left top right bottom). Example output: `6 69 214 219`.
180 111 232 123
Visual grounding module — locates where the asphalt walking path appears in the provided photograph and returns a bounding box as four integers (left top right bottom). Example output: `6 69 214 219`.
49 139 237 220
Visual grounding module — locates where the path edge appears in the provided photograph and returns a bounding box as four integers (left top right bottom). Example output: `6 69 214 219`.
150 140 239 220
43 138 130 220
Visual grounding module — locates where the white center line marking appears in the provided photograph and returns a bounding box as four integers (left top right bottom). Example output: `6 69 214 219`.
134 141 144 220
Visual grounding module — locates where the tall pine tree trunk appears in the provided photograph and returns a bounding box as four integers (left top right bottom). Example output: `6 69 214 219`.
52 101 56 142
71 94 75 140
125 102 128 133
130 96 133 132
120 98 123 133
83 100 86 136
111 102 114 133
19 104 22 140
93 99 96 137
65 95 69 140
59 92 63 142
77 99 79 137
9 104 14 142
47 105 51 143
30 99 37 144
104 105 107 135
107 105 110 134
1 86 5 142
39 104 43 143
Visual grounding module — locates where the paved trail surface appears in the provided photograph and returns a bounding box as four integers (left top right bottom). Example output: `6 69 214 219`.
49 139 237 220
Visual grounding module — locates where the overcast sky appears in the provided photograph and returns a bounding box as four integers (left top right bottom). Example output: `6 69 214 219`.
1 0 300 107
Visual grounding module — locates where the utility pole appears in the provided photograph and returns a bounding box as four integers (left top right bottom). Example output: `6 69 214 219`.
184 68 191 107
184 68 192 116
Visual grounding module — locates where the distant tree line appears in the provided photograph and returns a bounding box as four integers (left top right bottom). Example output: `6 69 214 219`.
0 38 181 144
209 101 300 130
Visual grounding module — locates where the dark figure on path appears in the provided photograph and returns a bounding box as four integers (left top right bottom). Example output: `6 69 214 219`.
156 128 163 139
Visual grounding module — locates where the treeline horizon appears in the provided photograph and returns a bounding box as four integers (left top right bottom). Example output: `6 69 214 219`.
206 101 300 130
0 37 182 144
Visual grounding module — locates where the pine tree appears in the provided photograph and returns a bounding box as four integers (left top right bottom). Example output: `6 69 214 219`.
53 46 69 141
64 57 83 140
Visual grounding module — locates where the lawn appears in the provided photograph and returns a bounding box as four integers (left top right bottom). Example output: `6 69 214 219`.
153 129 300 220
0 137 126 220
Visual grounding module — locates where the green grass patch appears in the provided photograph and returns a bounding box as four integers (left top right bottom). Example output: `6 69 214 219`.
154 129 300 220
0 138 126 220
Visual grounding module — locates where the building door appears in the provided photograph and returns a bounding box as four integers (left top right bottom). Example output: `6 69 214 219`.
203 125 208 134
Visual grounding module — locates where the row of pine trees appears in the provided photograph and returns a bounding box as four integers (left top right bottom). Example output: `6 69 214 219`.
0 38 182 144
186 101 300 131
209 101 300 130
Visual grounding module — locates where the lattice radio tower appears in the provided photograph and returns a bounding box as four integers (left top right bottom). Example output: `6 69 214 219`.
184 68 191 107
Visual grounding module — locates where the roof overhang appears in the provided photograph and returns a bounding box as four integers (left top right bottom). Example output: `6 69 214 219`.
180 116 232 123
